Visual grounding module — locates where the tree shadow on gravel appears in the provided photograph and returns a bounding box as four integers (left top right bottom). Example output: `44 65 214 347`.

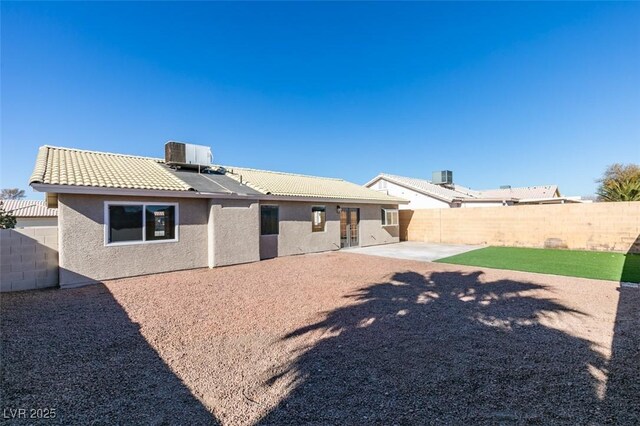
259 270 612 424
0 284 217 425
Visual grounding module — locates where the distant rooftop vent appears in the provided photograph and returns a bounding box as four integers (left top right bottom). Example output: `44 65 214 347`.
165 141 213 170
500 185 512 189
432 170 453 185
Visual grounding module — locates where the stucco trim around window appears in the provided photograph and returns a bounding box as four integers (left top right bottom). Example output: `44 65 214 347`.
103 201 180 247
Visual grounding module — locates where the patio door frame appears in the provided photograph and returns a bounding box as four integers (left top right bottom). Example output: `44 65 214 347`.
340 207 360 248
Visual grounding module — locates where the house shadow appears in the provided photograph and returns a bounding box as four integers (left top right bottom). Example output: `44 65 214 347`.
620 233 640 284
0 283 217 424
259 270 613 424
603 234 640 422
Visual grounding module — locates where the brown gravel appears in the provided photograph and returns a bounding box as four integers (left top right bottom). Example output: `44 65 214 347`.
1 252 638 425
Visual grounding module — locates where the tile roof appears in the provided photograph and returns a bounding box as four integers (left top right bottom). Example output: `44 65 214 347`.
371 173 470 202
466 185 559 199
29 146 404 203
2 200 57 217
29 146 192 191
447 184 481 198
370 173 559 202
224 167 405 202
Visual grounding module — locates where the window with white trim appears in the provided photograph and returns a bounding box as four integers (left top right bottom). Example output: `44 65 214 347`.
311 206 326 232
106 202 178 245
381 208 399 226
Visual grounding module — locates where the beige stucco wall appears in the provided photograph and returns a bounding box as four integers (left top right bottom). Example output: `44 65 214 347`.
358 204 400 247
209 199 260 267
58 194 208 287
357 204 400 247
400 201 640 253
0 227 58 292
264 202 399 256
276 201 342 256
56 195 401 286
15 217 58 227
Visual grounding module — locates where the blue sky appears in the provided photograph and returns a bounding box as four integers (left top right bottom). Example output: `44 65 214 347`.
2 2 639 199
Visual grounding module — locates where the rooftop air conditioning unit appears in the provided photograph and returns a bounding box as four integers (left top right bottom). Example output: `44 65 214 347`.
165 141 213 169
432 170 453 185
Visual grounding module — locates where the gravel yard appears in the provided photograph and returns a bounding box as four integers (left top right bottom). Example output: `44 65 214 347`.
2 252 638 424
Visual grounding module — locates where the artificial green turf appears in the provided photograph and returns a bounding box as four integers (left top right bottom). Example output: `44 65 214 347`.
435 246 640 283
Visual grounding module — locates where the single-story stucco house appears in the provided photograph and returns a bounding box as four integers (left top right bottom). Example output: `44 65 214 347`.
29 144 406 288
2 199 58 227
365 172 584 210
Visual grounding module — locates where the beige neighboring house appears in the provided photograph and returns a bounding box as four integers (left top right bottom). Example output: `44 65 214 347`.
29 143 406 288
3 199 58 227
365 172 584 210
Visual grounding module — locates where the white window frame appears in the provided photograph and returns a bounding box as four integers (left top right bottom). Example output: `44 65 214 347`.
311 205 326 233
104 201 179 247
381 208 399 227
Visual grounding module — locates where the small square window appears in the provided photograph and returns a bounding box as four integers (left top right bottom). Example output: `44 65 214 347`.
381 208 399 226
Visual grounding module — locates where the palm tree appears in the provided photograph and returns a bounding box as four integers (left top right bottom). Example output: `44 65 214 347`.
1 188 26 200
596 164 640 202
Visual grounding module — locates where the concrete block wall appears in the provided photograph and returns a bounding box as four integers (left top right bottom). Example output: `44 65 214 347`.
400 202 640 253
0 227 59 292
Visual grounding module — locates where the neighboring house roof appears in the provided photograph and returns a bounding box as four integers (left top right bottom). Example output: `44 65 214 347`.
516 196 585 204
466 185 559 199
366 173 471 202
29 145 404 203
2 200 57 217
225 167 404 202
447 184 480 198
30 146 192 192
367 173 560 202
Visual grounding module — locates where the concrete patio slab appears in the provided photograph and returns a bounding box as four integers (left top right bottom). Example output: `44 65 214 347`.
345 241 484 262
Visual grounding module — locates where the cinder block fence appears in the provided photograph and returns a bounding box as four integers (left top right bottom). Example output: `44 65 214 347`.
0 227 59 292
400 201 640 253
